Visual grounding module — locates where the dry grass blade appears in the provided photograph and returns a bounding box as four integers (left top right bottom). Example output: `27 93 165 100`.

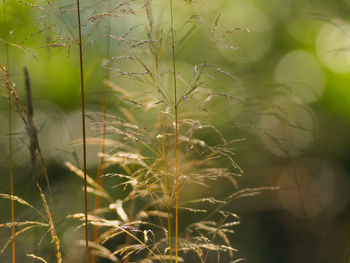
78 240 121 263
0 221 49 228
37 183 62 263
182 197 226 205
85 13 120 24
0 225 46 254
103 79 133 98
15 0 46 11
0 68 28 123
204 187 280 221
65 161 107 191
19 24 55 45
0 39 38 61
65 161 113 203
113 244 145 258
67 213 122 230
114 199 129 222
114 227 165 263
100 152 149 168
26 254 48 263
211 14 221 42
146 255 184 262
230 259 246 263
0 194 45 219
226 187 279 201
214 27 250 45
202 216 234 262
0 193 31 207
86 187 113 202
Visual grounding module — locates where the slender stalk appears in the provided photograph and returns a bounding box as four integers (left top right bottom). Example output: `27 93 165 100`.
3 0 16 262
91 18 111 263
75 0 89 262
169 1 179 262
8 66 15 263
161 117 172 263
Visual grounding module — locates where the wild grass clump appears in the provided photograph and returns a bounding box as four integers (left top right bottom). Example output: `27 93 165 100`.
0 0 277 262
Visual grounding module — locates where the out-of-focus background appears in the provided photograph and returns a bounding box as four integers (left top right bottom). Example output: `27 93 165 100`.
1 0 350 262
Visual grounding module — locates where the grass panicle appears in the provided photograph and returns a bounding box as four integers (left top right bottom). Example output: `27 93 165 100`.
24 67 52 194
0 1 268 262
0 187 62 261
36 183 62 263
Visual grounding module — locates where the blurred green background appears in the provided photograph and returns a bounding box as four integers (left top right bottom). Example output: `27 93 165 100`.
1 0 350 262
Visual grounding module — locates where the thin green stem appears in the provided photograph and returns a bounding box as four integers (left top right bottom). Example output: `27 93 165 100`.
3 0 16 262
75 0 89 262
169 1 179 262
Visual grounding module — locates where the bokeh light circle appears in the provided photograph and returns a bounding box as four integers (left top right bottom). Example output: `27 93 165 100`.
316 21 350 73
275 50 326 104
258 97 316 158
217 1 272 63
278 158 335 218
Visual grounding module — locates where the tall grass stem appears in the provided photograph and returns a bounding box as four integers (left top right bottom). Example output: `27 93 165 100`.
75 0 89 262
169 0 179 262
161 118 172 263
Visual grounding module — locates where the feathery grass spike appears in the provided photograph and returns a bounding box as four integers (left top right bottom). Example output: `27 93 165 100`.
3 0 15 261
75 0 89 261
24 67 51 192
37 183 62 263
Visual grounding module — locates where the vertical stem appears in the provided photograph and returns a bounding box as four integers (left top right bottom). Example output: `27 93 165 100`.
91 18 111 263
3 1 16 262
161 117 172 263
169 1 179 262
75 0 89 262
